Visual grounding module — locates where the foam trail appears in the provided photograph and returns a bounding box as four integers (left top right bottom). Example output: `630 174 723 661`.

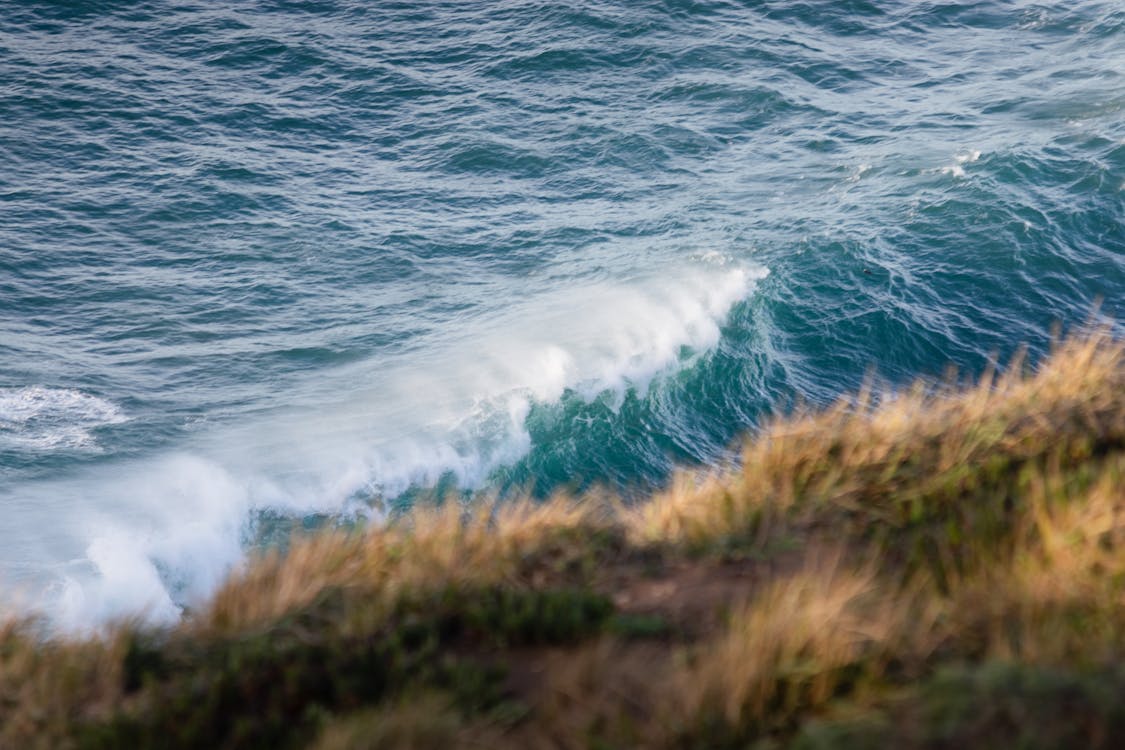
7 263 766 630
0 387 127 451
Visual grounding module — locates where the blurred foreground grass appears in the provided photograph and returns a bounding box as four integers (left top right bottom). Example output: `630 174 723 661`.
4 329 1125 749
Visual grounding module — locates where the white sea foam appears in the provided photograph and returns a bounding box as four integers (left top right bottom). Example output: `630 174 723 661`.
15 263 767 631
940 149 982 178
0 386 127 451
848 163 871 182
52 455 250 628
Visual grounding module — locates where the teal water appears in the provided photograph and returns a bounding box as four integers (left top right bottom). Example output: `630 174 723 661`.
1 1 1122 627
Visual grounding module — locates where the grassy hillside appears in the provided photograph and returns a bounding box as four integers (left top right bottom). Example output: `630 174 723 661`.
3 330 1125 749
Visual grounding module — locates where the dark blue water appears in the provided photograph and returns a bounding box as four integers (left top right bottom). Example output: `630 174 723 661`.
1 1 1122 627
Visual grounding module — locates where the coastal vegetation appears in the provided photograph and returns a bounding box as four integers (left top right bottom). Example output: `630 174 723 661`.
3 329 1124 749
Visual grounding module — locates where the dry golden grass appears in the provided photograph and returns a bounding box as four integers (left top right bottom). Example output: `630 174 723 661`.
308 694 463 750
673 554 907 732
198 494 609 635
629 330 1125 560
938 458 1125 665
0 620 127 750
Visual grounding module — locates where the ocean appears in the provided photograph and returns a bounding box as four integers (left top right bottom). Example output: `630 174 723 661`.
1 0 1122 629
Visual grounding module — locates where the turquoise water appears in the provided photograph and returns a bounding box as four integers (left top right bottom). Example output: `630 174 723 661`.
1 1 1122 627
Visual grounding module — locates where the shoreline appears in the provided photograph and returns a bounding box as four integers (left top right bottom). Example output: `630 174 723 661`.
4 329 1124 749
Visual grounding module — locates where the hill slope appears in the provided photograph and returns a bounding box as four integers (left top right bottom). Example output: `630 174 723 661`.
4 330 1125 749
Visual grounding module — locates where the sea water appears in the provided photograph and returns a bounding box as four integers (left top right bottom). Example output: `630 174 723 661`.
1 0 1122 628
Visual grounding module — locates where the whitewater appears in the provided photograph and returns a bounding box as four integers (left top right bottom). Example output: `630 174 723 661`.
1 1 1122 628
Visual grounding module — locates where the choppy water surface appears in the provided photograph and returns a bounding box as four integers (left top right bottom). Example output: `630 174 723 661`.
1 1 1122 627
